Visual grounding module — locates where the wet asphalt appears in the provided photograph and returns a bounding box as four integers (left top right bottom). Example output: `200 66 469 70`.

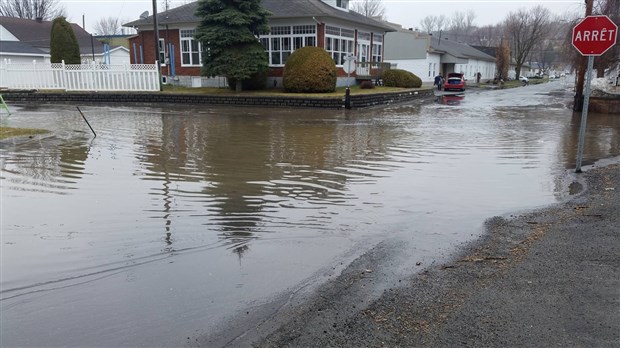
223 160 620 347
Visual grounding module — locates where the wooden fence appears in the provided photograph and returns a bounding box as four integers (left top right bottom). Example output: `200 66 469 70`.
0 61 160 91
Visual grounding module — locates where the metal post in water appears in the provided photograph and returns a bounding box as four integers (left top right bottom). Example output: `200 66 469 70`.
575 55 594 173
77 106 97 137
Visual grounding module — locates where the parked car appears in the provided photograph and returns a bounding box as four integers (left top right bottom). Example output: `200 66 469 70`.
444 73 465 91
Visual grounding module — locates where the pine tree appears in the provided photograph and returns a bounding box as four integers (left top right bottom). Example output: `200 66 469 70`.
194 0 271 92
50 17 81 64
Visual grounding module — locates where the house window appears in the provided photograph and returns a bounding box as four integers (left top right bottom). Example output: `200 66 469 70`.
372 34 382 62
260 25 316 66
325 25 354 66
336 0 349 9
428 63 432 77
158 38 166 65
357 31 370 63
180 29 202 66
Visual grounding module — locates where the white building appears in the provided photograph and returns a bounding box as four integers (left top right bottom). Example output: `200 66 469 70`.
0 16 129 64
384 27 496 83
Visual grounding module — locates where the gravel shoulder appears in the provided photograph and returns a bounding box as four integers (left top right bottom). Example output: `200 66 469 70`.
245 161 620 348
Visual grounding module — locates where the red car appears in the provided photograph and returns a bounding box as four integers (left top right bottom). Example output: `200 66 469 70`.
444 73 465 91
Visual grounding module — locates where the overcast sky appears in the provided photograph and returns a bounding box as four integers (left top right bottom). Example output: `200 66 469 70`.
59 0 585 34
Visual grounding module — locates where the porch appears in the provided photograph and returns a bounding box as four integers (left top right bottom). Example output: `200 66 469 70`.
355 62 391 84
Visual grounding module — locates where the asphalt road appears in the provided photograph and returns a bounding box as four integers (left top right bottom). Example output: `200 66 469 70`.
220 160 620 347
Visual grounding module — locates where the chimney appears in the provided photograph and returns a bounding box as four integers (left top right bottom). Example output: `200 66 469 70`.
35 17 43 23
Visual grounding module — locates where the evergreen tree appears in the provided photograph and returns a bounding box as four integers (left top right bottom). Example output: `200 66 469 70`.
50 17 81 64
194 0 271 92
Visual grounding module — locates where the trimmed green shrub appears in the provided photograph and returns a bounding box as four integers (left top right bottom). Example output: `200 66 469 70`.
283 47 337 93
382 69 422 88
359 80 375 89
50 17 81 64
227 70 268 90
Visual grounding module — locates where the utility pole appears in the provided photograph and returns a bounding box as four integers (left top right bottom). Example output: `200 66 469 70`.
152 0 163 91
573 0 593 111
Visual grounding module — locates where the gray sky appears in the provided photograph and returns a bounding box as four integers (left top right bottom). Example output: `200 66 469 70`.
59 0 585 34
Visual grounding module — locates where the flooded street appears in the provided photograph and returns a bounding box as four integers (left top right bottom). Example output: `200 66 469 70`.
1 81 619 346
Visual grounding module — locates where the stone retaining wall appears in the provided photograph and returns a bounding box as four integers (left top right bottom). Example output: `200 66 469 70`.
1 89 435 109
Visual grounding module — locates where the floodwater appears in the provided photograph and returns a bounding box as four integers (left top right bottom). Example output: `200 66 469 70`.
1 81 619 347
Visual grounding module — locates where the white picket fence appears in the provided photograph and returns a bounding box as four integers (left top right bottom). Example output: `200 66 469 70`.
0 61 160 91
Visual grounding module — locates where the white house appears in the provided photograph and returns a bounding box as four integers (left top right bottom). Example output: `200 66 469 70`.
0 16 130 64
384 27 497 83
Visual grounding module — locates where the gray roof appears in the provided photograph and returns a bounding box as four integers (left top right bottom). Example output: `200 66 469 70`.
471 45 497 58
124 0 394 32
430 37 495 62
0 16 105 55
0 40 48 55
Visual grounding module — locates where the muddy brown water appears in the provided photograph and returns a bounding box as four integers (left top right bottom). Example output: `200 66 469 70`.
1 82 619 346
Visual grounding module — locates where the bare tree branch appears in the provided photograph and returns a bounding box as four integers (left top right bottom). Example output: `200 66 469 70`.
350 0 385 19
94 16 121 36
420 15 437 33
0 0 66 20
504 5 552 78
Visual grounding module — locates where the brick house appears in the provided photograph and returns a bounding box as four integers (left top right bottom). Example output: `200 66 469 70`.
123 0 394 88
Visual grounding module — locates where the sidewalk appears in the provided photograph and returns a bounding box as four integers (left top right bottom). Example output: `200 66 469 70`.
255 161 620 347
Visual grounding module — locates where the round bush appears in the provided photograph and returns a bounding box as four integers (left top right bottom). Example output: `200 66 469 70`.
359 80 375 89
227 70 268 91
382 69 422 88
283 47 337 93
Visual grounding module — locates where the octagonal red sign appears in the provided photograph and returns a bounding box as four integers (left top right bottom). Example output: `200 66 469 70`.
572 15 618 56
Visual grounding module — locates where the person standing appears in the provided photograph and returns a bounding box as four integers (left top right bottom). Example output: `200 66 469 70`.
434 74 443 91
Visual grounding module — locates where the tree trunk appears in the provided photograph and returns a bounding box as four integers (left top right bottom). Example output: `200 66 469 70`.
235 80 242 93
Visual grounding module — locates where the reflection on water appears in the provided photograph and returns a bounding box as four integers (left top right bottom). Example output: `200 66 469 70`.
1 84 619 346
439 94 465 105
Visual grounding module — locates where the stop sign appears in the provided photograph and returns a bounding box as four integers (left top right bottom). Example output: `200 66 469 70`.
572 15 618 56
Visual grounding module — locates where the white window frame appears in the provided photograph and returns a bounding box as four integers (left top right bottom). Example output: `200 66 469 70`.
325 25 354 66
180 29 203 67
336 0 349 9
260 24 316 67
371 33 383 62
158 38 166 66
357 31 370 63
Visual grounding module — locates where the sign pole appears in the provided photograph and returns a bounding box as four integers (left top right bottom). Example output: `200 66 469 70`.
575 55 594 173
571 15 617 173
343 54 355 110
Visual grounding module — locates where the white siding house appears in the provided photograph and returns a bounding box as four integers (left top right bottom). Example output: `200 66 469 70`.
384 27 496 83
0 16 129 65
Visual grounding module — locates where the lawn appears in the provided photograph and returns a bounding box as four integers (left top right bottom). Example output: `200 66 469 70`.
0 126 49 140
